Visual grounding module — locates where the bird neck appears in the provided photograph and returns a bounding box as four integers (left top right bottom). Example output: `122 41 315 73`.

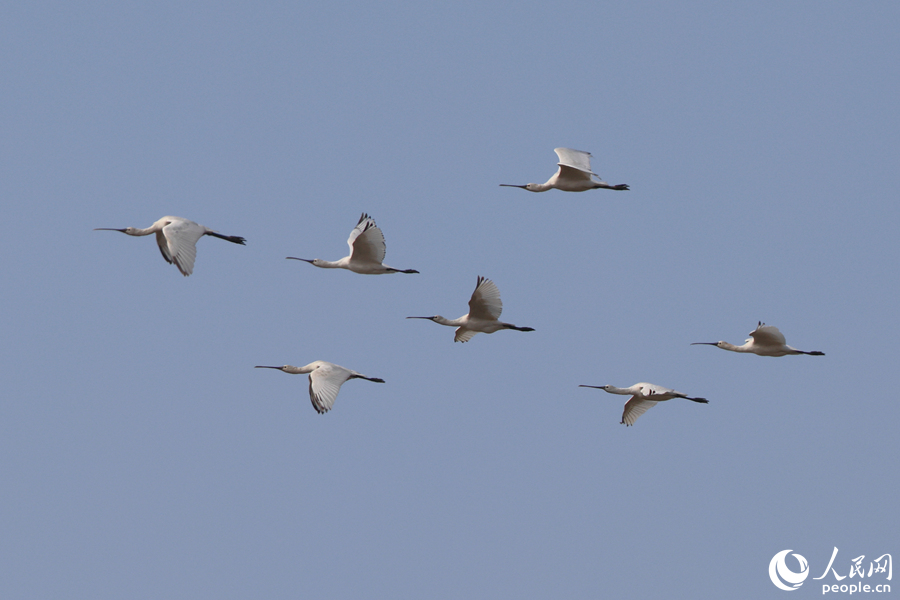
722 342 752 352
606 385 641 396
432 315 464 327
313 259 348 269
126 226 159 237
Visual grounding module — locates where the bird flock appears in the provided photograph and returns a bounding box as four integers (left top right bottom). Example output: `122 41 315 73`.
95 147 824 423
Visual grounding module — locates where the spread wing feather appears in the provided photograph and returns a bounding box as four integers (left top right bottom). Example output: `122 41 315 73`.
621 396 658 426
348 213 387 265
467 276 503 321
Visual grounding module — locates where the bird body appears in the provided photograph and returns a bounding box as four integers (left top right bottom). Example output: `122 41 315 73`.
692 322 825 357
95 216 245 276
500 147 629 192
287 213 418 274
407 276 534 342
255 360 384 414
579 382 708 426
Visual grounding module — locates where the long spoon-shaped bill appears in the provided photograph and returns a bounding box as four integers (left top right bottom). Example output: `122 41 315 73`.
690 342 719 346
285 257 315 263
255 365 283 370
499 184 528 189
94 228 127 232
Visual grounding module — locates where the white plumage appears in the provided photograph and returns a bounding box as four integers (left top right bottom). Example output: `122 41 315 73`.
579 382 708 426
255 361 385 414
407 276 535 343
287 213 418 275
692 322 825 357
95 215 246 276
500 147 629 192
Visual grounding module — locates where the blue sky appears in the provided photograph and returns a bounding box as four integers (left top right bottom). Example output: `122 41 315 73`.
1 2 897 598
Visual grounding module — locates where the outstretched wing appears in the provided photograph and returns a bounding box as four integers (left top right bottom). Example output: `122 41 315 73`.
455 327 479 343
468 276 503 320
348 213 386 266
554 147 597 179
621 395 658 426
749 322 787 347
162 219 204 276
156 231 174 265
308 363 349 414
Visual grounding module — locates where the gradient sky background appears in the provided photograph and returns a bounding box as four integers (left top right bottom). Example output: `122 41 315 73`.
2 2 897 598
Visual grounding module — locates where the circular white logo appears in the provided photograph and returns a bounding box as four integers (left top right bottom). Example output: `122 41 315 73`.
769 550 810 591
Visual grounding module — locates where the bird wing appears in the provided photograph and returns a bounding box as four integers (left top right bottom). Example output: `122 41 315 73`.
162 219 204 276
308 363 348 414
556 164 594 183
749 323 787 347
554 147 597 176
155 231 174 265
347 213 386 265
468 276 503 320
454 327 478 343
621 395 658 426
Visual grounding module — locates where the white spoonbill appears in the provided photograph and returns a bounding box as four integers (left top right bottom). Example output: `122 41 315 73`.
500 147 629 192
579 382 708 426
407 276 535 343
692 322 825 357
287 213 418 274
95 216 246 276
255 361 385 414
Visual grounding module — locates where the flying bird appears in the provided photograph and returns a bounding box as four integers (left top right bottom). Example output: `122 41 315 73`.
255 361 385 414
287 213 418 274
500 147 629 192
579 382 708 426
95 215 245 276
407 276 535 342
692 322 825 357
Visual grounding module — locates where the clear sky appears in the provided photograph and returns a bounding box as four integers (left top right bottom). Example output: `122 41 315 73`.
1 2 897 598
